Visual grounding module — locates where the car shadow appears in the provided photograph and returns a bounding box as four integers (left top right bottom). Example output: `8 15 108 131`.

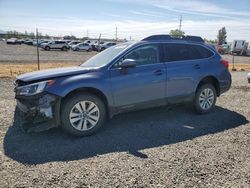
3 105 249 164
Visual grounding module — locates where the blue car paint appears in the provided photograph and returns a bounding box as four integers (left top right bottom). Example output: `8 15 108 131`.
17 66 94 82
46 68 115 108
109 63 167 108
16 38 231 121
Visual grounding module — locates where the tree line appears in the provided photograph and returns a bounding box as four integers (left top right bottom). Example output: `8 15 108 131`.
3 30 51 39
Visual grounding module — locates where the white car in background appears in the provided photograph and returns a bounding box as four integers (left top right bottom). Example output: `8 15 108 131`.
98 42 116 51
71 43 92 51
68 41 81 48
6 38 22 44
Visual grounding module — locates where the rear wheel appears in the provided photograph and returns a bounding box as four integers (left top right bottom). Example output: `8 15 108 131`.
62 46 67 51
194 84 216 114
61 93 106 136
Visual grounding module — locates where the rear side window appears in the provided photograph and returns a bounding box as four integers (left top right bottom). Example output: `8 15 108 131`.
164 43 214 62
190 45 214 59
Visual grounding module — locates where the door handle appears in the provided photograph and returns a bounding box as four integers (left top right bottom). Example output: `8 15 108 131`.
194 64 201 69
154 69 164 75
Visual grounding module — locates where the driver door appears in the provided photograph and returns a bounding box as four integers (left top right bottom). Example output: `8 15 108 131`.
109 44 167 110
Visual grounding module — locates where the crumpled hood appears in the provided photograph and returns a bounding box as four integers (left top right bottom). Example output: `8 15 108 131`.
17 66 95 82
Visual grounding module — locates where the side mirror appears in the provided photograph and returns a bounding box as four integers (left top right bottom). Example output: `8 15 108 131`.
120 59 136 68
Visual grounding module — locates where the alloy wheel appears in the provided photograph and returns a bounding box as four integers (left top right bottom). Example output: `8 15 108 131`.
69 101 100 131
199 88 215 110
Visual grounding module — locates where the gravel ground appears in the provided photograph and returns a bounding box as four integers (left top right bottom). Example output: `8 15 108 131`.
0 72 250 187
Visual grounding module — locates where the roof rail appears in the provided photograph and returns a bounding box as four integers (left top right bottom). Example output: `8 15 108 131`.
142 34 204 43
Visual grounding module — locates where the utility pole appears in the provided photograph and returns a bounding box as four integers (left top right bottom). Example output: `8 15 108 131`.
179 15 182 31
98 33 101 43
36 28 40 70
98 33 101 51
86 30 89 38
115 26 117 41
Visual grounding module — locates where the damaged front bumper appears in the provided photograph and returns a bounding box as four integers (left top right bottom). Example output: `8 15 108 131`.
16 93 61 133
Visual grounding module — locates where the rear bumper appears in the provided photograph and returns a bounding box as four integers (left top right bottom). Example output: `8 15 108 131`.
218 70 232 95
219 79 232 94
16 93 61 133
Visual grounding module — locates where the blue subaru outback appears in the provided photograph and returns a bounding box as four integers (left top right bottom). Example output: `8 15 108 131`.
15 35 231 136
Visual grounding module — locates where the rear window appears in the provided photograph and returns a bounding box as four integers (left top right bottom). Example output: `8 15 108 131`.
190 45 214 59
163 43 214 62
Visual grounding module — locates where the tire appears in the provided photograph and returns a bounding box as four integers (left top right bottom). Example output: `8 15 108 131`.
45 46 50 51
74 48 79 51
61 93 106 136
87 48 92 52
194 84 217 114
62 46 67 51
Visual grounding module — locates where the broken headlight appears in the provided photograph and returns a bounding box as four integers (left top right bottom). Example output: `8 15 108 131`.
16 80 54 96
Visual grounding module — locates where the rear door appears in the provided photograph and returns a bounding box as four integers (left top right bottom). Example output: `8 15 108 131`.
109 43 167 109
163 43 214 102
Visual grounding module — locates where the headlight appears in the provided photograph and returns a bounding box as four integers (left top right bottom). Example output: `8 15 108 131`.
16 80 54 96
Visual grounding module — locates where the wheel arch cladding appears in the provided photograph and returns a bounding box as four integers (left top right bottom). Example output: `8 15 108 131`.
61 87 109 117
196 76 220 96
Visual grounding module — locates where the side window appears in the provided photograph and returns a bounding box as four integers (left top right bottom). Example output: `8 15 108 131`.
188 45 214 59
112 44 159 68
164 43 190 62
124 45 159 66
164 43 214 62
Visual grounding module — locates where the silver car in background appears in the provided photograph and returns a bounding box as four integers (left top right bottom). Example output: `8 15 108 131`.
71 43 92 51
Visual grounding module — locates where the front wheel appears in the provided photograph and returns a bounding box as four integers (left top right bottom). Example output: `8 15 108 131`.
45 46 50 51
194 84 217 114
61 93 106 136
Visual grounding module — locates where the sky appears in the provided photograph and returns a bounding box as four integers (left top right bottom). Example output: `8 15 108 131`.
0 0 250 41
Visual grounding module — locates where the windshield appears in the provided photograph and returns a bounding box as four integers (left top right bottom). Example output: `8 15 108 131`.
80 42 132 67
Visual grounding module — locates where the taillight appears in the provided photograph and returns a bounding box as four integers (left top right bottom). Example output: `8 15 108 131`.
221 59 229 69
